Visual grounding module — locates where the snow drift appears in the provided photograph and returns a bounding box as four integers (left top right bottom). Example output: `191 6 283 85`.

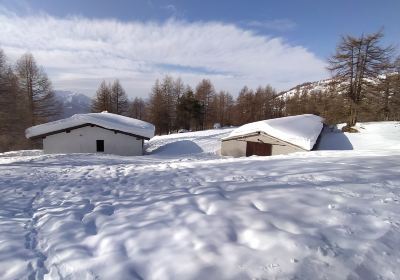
1 121 399 279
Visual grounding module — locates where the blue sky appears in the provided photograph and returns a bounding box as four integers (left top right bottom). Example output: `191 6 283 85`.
0 0 398 97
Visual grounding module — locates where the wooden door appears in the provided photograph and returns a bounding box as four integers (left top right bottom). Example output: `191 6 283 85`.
246 142 272 156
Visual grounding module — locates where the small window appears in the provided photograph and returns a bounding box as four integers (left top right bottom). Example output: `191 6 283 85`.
96 140 104 152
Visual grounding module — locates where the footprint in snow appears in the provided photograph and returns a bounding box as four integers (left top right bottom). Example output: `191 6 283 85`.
97 204 115 216
83 219 98 235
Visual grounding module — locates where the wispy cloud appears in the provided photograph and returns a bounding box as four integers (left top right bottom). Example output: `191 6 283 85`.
0 9 326 97
162 4 178 16
244 19 297 32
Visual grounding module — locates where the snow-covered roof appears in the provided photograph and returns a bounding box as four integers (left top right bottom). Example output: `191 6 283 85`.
25 112 155 139
223 114 323 150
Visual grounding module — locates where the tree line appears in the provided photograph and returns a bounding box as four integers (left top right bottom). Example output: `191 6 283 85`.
90 75 285 135
0 30 399 152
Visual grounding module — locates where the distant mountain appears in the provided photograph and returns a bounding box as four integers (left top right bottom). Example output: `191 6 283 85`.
279 74 388 99
54 90 91 118
279 78 334 99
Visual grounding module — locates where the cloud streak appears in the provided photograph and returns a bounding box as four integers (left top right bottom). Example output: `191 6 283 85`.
0 9 327 97
244 19 297 32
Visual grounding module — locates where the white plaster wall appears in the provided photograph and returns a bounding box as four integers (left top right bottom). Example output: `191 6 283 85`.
221 140 247 157
43 126 143 156
271 143 301 155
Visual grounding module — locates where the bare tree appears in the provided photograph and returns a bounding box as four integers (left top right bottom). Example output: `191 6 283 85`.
0 50 18 151
148 79 170 135
15 53 61 126
328 31 393 129
371 56 400 121
160 76 179 132
129 97 147 120
91 80 112 113
110 79 129 115
234 86 255 125
0 49 9 131
215 91 234 127
195 79 216 129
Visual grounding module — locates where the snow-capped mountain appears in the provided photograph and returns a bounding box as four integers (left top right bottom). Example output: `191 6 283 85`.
279 78 334 99
280 73 391 99
55 90 92 118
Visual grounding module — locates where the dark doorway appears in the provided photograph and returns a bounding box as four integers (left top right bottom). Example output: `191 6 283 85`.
246 142 272 156
96 140 104 152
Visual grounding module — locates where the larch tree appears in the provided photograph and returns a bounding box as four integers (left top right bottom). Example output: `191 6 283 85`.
234 86 255 125
148 79 170 135
215 91 234 127
0 49 9 133
372 56 400 121
129 97 147 120
0 49 19 151
91 80 112 113
195 79 215 129
253 85 281 120
15 53 61 126
160 76 177 132
171 77 185 130
328 31 393 129
110 79 129 115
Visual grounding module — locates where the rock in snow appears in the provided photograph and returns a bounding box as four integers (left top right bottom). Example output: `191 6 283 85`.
0 121 399 279
25 112 155 139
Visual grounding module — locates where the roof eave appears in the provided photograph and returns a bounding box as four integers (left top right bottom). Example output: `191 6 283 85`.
222 130 319 151
27 123 151 140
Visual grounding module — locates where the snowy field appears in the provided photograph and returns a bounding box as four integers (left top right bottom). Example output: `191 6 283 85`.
0 122 400 279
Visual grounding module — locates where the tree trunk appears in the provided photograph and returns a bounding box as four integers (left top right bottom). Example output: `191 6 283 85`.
347 100 358 127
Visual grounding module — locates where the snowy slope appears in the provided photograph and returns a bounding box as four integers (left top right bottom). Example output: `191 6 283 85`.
55 91 91 118
280 78 334 99
0 122 400 279
319 122 400 151
146 128 234 156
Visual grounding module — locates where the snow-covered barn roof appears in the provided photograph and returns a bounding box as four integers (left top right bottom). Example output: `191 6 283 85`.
25 112 155 140
223 114 323 150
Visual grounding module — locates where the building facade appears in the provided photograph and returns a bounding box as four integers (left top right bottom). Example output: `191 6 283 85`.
25 112 155 156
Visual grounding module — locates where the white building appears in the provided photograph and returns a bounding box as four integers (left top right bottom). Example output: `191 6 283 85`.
221 114 323 157
25 112 155 156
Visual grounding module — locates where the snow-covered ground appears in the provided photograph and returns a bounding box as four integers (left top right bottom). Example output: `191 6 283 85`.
0 122 399 279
